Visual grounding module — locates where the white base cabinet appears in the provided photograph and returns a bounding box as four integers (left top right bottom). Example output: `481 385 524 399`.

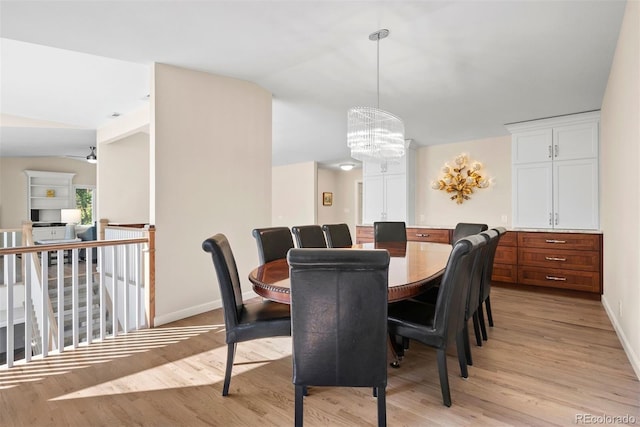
508 111 600 230
32 226 67 242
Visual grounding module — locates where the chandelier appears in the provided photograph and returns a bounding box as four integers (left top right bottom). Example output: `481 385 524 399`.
347 29 406 163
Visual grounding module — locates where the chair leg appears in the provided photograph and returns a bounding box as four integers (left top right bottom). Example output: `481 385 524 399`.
456 333 469 378
486 296 494 327
222 342 236 396
478 303 488 341
462 323 473 366
295 385 304 427
472 312 483 347
377 386 387 427
436 349 452 407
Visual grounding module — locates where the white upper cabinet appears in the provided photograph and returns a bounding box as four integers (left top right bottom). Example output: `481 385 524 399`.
361 144 415 225
507 111 600 230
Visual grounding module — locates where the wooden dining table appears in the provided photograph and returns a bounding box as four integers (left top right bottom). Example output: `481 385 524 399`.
248 241 452 304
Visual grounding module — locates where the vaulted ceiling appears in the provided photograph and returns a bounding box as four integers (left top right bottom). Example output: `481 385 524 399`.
0 1 626 167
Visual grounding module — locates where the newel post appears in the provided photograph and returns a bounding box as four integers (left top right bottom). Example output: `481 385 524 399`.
144 225 156 328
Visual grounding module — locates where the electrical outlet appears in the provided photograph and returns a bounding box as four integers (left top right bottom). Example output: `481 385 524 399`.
501 214 508 223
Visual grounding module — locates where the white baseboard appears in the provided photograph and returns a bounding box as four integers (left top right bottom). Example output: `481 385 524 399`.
153 290 258 326
601 295 640 380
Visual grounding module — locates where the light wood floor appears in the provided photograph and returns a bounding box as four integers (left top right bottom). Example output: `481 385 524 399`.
1 286 638 426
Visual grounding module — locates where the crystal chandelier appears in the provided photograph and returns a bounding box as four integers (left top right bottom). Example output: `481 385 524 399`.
347 29 406 163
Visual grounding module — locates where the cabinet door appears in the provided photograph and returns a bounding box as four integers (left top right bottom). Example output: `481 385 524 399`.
384 174 407 221
50 227 68 240
32 228 50 242
553 121 598 161
512 129 552 164
554 159 599 229
363 175 384 223
513 163 553 228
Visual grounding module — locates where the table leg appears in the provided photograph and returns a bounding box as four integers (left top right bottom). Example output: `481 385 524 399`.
387 335 402 368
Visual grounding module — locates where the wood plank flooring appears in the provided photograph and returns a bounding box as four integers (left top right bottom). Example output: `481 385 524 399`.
1 286 638 426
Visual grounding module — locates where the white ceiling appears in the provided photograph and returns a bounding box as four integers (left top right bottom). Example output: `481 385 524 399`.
0 1 626 167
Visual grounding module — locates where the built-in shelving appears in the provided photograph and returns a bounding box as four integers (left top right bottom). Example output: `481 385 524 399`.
25 170 76 222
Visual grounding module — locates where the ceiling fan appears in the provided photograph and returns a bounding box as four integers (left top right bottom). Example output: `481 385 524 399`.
64 146 98 163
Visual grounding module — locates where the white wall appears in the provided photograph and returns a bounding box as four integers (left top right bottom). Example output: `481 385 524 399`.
97 132 150 223
600 0 640 379
0 157 96 228
152 63 272 326
416 135 512 228
272 161 316 227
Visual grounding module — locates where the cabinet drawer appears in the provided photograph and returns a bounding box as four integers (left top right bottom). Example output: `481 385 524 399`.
517 266 600 293
517 232 600 251
498 231 517 247
495 246 517 265
518 247 599 272
355 226 374 244
406 228 450 243
492 263 517 283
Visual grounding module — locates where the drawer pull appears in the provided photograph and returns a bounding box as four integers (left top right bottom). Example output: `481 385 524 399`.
544 256 567 261
415 233 429 237
545 275 567 281
545 239 567 244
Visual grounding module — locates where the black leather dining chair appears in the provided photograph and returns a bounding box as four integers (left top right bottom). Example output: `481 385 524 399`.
321 223 353 248
291 225 327 248
202 233 291 396
251 226 295 264
451 222 488 244
288 248 390 427
387 234 486 407
461 230 494 366
373 221 407 243
478 227 506 340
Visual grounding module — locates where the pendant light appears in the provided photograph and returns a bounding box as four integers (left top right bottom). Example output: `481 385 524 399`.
347 29 406 163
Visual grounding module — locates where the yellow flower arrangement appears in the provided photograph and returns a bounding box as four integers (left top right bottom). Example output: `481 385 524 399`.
431 154 489 204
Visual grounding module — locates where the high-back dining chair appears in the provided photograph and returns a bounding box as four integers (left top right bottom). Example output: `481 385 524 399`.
202 234 291 396
288 248 390 427
373 221 407 243
387 234 486 407
451 222 488 244
291 225 327 248
478 227 506 340
322 223 353 248
461 229 496 366
251 226 295 264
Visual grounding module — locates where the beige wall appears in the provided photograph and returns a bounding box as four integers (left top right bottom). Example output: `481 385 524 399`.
416 135 512 228
97 132 150 223
272 161 316 227
152 63 272 325
0 157 96 228
317 167 362 238
600 0 640 378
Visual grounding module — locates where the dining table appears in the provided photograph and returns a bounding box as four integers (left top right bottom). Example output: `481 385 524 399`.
248 241 452 304
248 240 452 367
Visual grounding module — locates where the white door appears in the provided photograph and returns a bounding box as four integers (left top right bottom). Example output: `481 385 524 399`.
384 174 407 222
553 121 599 161
554 159 599 229
513 163 553 228
512 129 553 164
363 175 384 224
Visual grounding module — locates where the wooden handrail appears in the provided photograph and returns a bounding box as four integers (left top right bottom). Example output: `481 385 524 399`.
0 237 148 256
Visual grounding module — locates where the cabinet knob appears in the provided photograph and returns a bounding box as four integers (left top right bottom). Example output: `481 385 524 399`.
544 256 567 261
548 145 552 159
415 233 429 237
545 275 567 281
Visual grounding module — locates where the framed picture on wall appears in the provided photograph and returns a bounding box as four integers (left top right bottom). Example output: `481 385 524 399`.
323 192 333 206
